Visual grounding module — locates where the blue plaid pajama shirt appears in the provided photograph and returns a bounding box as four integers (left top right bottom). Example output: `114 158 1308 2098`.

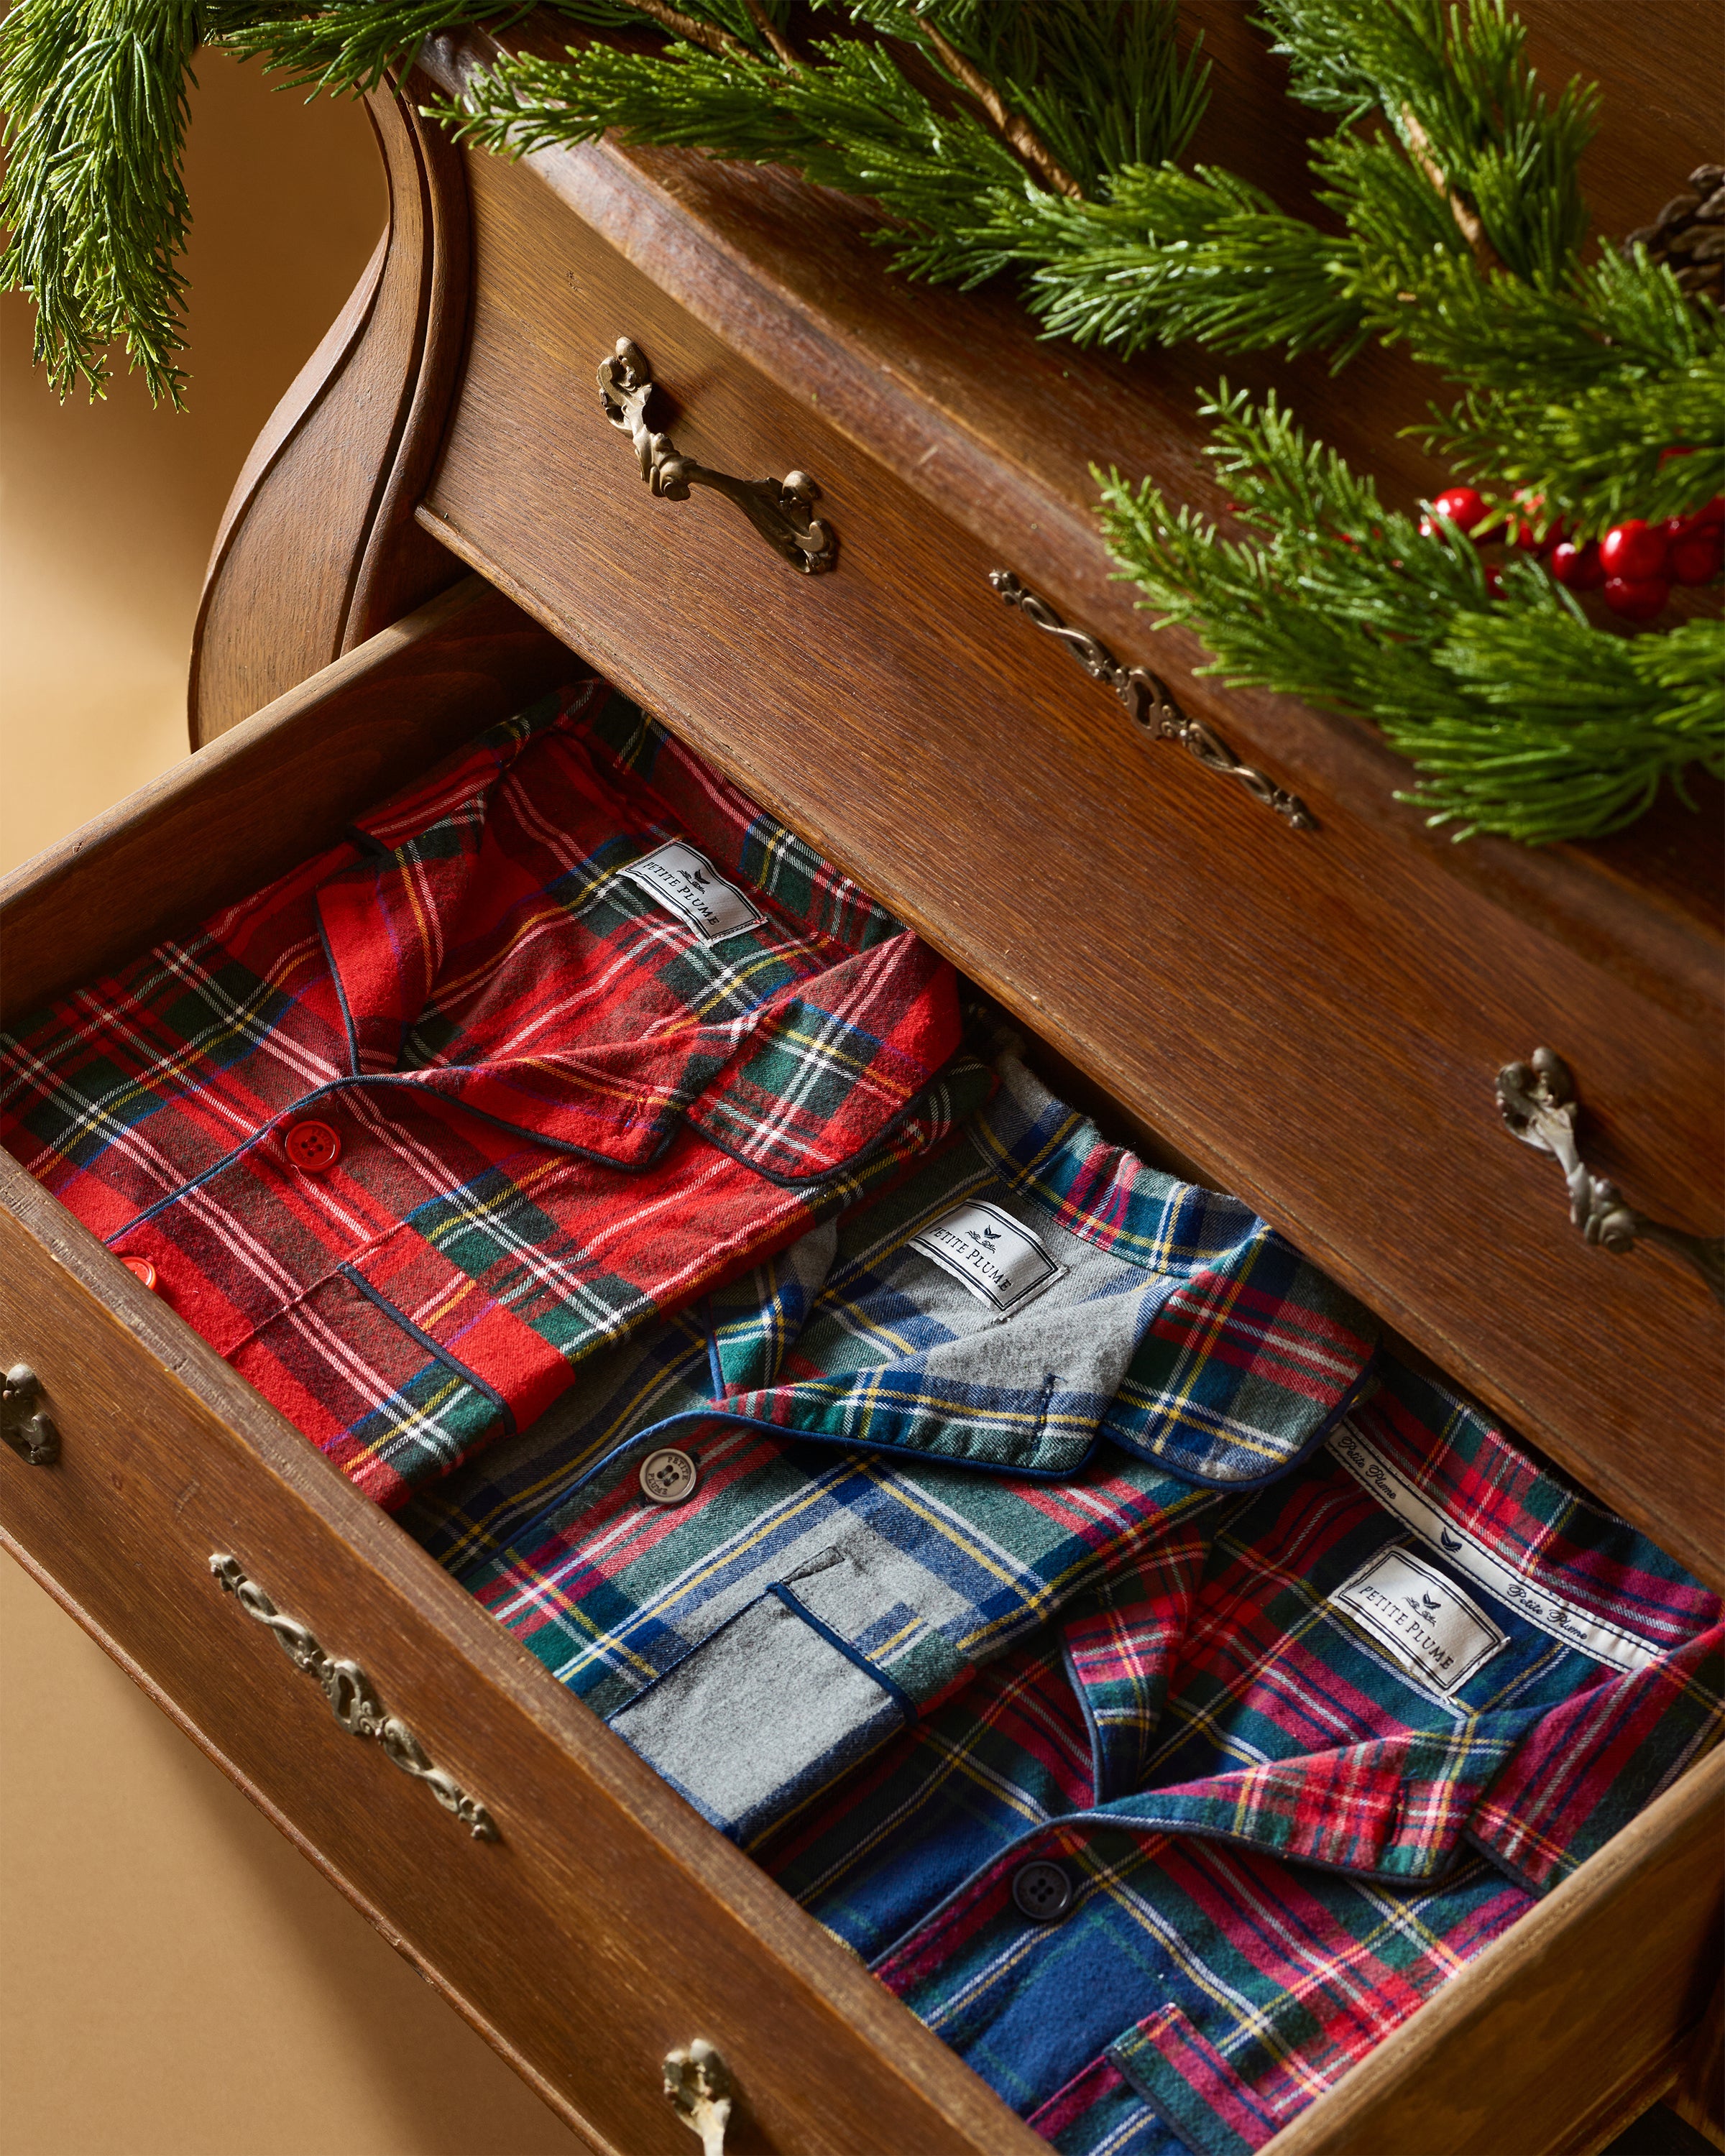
406 1047 1380 1841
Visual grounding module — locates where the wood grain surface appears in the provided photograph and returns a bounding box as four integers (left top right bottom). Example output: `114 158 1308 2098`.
407 1 1724 1002
188 73 472 742
418 137 1724 1584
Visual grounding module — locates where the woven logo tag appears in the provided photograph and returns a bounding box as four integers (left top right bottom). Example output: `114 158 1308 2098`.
1331 1544 1506 1696
621 842 763 944
908 1200 1062 1315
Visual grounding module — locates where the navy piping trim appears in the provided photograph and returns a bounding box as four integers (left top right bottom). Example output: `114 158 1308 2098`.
686 1057 971 1191
315 908 362 1079
700 1297 725 1399
768 1580 919 1727
1105 2034 1269 2156
336 1262 517 1438
341 824 395 858
105 1071 686 1238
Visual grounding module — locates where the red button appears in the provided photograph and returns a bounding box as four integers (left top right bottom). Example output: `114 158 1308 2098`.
284 1119 341 1171
121 1256 157 1290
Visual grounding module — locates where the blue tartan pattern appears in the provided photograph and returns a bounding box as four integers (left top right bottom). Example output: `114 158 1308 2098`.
405 1049 1379 1838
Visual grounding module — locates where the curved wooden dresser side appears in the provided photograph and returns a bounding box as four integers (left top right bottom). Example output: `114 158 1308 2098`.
188 74 472 747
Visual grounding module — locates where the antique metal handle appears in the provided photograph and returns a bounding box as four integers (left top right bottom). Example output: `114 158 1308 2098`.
597 337 836 574
209 1554 499 1840
988 570 1312 829
664 2040 732 2155
1 1364 60 1465
1496 1049 1724 1302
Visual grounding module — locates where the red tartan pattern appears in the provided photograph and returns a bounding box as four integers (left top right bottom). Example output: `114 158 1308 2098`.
760 1358 1722 2153
0 688 970 1506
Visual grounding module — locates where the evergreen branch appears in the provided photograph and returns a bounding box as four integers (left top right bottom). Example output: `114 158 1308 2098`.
1427 355 1725 535
1397 103 1504 275
910 13 1080 199
1096 388 1725 844
738 0 801 70
0 0 211 402
614 0 750 63
1002 165 1364 361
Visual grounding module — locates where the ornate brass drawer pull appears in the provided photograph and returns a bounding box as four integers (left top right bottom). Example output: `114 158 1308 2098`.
598 337 837 574
1 1364 60 1465
1496 1049 1724 1302
988 570 1312 830
208 1554 499 1840
664 2040 733 2155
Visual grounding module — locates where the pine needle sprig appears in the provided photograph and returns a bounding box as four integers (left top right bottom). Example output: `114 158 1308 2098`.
1098 387 1725 843
441 0 1208 292
0 0 206 403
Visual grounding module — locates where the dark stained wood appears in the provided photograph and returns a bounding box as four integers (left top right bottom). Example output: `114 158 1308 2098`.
1258 1744 1725 2156
1669 1976 1725 2148
409 4 1724 1019
0 1148 1043 2156
188 73 472 743
418 139 1724 1587
2 579 574 1027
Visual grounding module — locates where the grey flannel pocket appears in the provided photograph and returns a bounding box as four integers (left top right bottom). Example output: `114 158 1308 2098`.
607 1581 912 1843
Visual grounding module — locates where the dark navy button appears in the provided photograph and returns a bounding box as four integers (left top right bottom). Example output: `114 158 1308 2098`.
284 1119 341 1171
1011 1860 1073 1923
639 1447 699 1506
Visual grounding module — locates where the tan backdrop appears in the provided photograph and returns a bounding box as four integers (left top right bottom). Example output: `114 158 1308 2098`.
0 51 591 2156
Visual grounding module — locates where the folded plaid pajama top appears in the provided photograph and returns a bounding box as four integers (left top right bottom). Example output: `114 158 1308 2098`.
0 688 974 1508
759 1355 1724 2154
405 1048 1379 1842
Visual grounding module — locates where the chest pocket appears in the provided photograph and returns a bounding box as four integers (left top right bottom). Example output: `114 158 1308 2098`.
607 1549 921 1844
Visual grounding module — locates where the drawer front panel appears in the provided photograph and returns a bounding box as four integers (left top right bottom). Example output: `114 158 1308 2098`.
423 146 1723 1583
0 1155 1038 2156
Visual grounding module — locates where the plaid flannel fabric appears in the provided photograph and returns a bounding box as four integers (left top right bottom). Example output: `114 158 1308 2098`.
405 1049 1378 1841
761 1356 1723 2153
0 689 972 1508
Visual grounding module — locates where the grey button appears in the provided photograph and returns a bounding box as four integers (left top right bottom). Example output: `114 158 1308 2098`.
639 1447 699 1506
1011 1860 1073 1924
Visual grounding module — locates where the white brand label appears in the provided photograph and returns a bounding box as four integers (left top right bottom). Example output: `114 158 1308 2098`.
1332 1544 1506 1695
1326 1422 1662 1675
908 1199 1063 1315
620 842 764 944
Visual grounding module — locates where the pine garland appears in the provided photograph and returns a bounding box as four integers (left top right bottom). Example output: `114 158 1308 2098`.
1098 388 1724 842
2 0 1720 844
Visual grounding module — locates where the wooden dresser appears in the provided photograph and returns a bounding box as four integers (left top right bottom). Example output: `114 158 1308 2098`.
1 7 1719 2151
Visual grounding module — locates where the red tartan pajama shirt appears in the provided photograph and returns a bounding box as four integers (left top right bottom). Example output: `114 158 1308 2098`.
0 688 976 1508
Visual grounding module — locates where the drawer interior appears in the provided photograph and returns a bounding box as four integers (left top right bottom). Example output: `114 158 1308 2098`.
2 571 1719 2156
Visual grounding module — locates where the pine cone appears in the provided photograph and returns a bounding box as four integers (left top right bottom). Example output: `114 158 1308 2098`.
1622 162 1725 306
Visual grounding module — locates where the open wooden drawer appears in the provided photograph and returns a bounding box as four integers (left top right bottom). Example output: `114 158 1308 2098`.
2 578 1721 2156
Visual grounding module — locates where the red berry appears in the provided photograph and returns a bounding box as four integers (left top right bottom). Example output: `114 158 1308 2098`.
1658 446 1694 467
1550 540 1606 590
1695 495 1725 530
1517 516 1567 553
1598 520 1669 582
1482 562 1504 599
1668 530 1724 584
1603 573 1670 621
1431 485 1488 538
